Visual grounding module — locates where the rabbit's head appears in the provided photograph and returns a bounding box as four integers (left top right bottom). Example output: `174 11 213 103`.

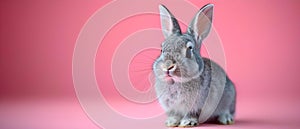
153 4 214 84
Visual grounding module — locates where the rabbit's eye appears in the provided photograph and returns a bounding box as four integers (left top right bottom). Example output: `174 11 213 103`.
186 41 194 50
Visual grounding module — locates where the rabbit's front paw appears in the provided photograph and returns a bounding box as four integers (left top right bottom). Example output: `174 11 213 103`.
218 113 234 125
178 118 198 127
165 116 181 127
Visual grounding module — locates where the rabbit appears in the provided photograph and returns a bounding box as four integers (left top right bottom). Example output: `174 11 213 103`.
153 4 236 127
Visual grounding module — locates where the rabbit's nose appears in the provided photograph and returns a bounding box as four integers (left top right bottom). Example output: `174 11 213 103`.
162 60 176 72
167 64 176 72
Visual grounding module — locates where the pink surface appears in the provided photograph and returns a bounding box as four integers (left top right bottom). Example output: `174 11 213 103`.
1 0 300 129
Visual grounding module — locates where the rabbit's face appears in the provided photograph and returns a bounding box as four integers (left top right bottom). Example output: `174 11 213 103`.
153 4 213 84
153 35 201 84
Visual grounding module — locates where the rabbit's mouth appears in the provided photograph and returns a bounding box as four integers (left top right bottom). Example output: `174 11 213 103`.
164 70 179 78
162 66 182 81
164 73 173 79
163 69 200 83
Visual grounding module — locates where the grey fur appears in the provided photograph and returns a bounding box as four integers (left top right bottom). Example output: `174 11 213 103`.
153 4 236 127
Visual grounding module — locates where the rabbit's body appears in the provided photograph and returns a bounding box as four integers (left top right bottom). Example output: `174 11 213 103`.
153 4 236 127
154 57 236 127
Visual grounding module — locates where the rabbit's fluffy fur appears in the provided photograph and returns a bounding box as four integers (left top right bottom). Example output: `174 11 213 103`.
153 4 236 127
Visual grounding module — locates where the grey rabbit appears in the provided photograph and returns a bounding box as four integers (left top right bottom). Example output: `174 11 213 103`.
153 4 236 127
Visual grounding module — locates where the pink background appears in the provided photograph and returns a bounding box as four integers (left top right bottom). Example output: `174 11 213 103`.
1 0 300 129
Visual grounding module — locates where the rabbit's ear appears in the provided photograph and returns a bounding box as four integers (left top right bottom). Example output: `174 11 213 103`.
188 4 214 46
159 4 181 38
